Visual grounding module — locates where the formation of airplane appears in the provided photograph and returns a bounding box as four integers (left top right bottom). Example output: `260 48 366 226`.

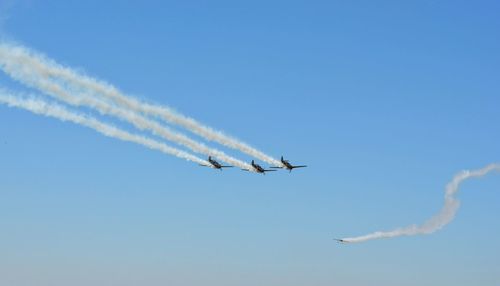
200 156 307 175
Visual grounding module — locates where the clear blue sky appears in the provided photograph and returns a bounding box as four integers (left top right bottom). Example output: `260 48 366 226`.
0 1 499 285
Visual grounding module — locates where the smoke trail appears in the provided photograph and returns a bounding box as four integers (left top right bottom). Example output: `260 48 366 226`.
0 90 209 166
0 45 252 170
0 42 282 167
341 164 500 243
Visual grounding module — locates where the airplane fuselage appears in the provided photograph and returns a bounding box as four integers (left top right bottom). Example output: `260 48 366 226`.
282 160 294 170
251 161 267 173
209 158 223 169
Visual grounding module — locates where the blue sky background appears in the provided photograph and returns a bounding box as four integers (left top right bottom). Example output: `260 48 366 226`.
0 1 499 285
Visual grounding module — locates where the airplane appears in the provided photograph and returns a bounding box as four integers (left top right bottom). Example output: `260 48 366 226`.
242 160 277 174
334 238 348 244
199 156 233 170
271 156 307 172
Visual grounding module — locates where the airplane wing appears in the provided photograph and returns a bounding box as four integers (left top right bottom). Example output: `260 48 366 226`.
292 165 307 169
264 169 278 172
199 164 210 167
270 166 283 169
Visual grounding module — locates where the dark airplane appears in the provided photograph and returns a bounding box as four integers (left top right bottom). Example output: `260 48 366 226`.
334 238 347 243
199 156 233 170
242 160 277 174
271 156 307 172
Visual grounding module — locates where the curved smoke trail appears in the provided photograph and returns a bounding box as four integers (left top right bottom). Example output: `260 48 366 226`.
341 164 500 243
0 42 282 167
0 90 209 166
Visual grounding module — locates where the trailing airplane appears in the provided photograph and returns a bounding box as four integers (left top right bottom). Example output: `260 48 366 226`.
242 160 277 174
271 156 307 172
334 238 347 243
199 156 233 170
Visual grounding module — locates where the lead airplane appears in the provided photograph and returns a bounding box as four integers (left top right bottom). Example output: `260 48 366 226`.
199 156 233 170
271 156 307 172
242 160 277 174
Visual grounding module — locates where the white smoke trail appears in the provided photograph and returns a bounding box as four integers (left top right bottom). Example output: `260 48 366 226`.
0 90 209 166
341 164 500 243
0 45 252 170
0 42 282 167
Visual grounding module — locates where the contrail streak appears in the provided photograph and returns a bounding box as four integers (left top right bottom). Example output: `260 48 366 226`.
0 90 209 166
341 164 500 243
0 42 282 167
0 44 252 170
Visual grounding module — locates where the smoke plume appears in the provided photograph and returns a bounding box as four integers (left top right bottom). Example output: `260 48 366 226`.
342 164 500 243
